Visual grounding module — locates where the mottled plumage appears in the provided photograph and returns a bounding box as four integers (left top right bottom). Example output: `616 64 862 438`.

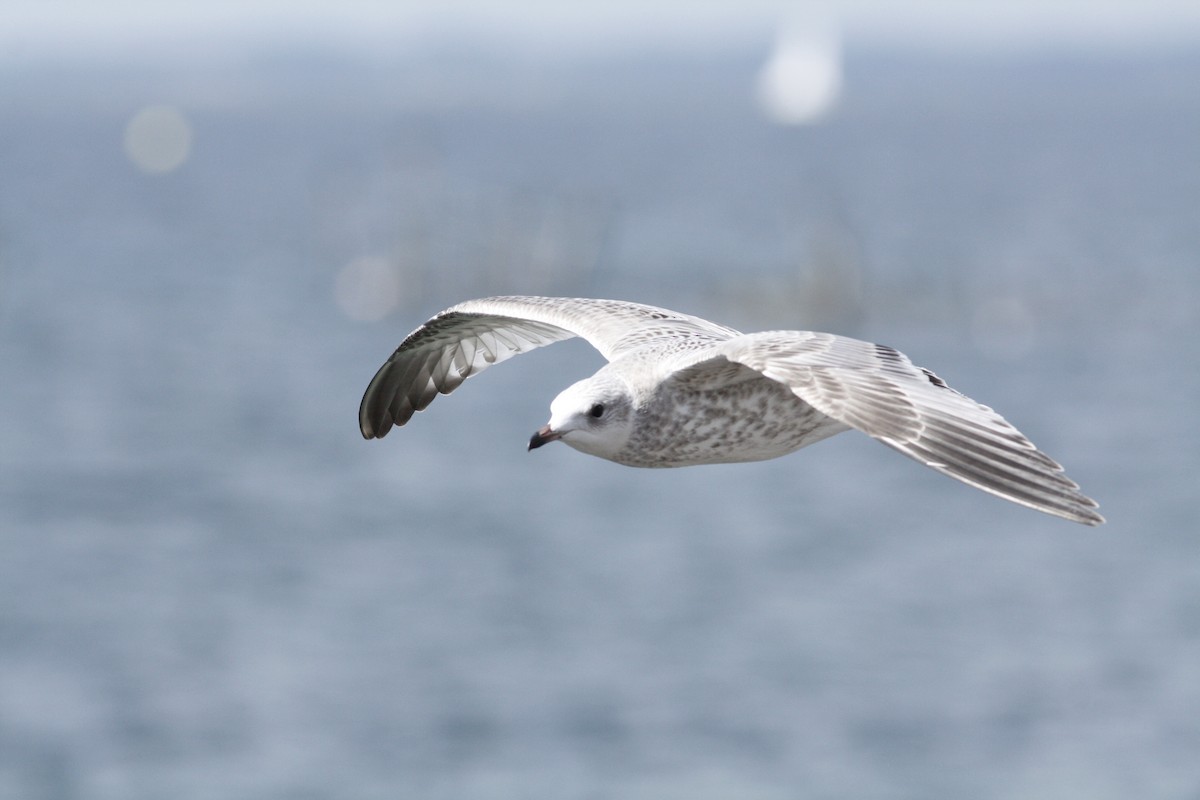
360 296 1103 525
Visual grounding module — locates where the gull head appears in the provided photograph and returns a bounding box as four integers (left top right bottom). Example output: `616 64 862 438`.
528 372 634 461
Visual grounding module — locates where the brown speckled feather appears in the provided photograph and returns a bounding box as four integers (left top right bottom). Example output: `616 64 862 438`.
672 332 1102 525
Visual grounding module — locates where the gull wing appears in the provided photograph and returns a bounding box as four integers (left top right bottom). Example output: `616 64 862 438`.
359 296 739 438
672 331 1104 525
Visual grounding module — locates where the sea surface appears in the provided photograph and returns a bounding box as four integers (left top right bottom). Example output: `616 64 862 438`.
1 45 1198 799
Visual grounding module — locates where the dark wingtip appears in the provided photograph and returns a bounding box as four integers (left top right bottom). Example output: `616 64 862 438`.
359 409 395 440
358 397 380 439
359 410 376 439
359 358 398 440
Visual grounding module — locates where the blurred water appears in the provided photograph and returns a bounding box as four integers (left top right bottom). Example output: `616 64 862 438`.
1 47 1198 799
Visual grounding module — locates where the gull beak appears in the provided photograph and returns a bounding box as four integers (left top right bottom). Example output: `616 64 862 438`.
528 424 561 451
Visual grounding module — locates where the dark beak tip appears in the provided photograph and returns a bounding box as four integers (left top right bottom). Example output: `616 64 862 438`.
528 425 558 451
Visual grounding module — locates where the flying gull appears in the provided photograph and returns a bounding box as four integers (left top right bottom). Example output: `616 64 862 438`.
360 296 1103 525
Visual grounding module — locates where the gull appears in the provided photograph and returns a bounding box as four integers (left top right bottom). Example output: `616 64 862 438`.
359 296 1103 525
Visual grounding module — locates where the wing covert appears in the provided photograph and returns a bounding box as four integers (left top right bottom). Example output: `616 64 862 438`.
680 332 1104 525
359 295 739 439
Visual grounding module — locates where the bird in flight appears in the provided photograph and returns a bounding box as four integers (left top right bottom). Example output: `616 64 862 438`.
360 296 1103 525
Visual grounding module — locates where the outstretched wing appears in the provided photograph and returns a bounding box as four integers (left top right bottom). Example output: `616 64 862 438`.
673 331 1104 525
359 296 739 438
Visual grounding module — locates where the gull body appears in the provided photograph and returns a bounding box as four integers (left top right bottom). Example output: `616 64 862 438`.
360 296 1103 525
528 360 847 467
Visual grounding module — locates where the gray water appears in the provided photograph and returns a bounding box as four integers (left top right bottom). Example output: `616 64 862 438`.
1 47 1198 799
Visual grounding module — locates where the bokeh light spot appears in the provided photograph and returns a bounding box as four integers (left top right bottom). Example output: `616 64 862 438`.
124 105 193 174
755 23 842 125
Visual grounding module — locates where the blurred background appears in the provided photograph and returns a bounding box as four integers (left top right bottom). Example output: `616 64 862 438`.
1 1 1198 798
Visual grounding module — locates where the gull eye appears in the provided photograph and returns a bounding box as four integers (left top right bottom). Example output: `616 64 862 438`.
589 403 605 418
